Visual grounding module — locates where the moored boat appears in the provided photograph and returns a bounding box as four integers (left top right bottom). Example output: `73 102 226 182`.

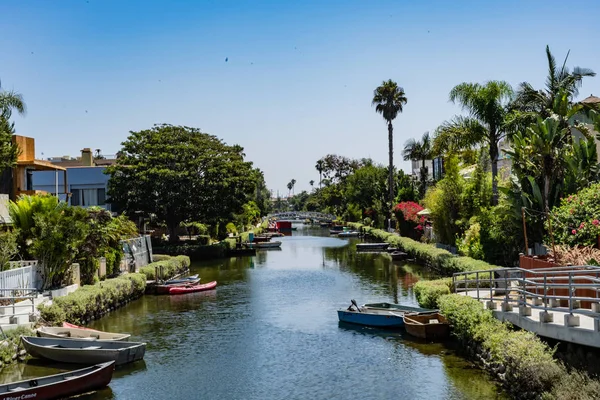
356 243 389 251
37 326 130 341
337 231 359 238
390 251 408 261
21 336 146 366
337 306 404 328
254 241 282 249
252 236 272 243
164 274 200 285
155 276 201 294
168 280 217 295
403 312 450 340
0 361 115 400
362 302 437 314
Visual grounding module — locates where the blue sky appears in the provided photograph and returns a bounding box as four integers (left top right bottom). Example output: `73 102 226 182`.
2 0 600 196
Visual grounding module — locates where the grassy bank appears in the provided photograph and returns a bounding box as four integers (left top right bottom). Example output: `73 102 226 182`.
439 295 600 399
39 273 147 325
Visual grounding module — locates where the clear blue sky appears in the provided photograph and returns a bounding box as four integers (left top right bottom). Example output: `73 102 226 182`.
2 1 600 196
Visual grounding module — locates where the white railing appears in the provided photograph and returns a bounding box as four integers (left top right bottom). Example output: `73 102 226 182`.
0 265 35 291
452 265 600 320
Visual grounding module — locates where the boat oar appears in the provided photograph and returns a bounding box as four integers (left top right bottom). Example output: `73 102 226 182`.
350 299 361 313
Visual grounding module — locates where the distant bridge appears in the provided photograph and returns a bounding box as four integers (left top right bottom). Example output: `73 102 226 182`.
267 211 335 221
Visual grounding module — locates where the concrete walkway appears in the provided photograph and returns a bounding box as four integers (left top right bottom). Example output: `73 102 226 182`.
462 289 600 348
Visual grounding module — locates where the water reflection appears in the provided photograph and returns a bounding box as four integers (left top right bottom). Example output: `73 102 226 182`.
0 226 505 399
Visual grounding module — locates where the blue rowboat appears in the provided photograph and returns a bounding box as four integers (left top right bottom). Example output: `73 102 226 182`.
362 302 437 314
337 309 405 328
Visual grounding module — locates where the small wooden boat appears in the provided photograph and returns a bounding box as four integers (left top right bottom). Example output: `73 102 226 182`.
0 361 115 400
337 231 359 238
37 326 130 341
362 302 437 314
320 222 330 228
337 300 405 328
254 241 282 249
356 243 389 251
168 280 217 295
21 336 146 366
403 312 450 340
390 251 408 260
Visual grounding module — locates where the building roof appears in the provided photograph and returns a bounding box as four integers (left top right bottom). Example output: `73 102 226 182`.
581 95 600 104
16 159 67 171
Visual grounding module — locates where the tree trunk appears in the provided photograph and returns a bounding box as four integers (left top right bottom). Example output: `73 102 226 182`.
319 171 322 189
167 218 179 243
388 121 394 225
490 139 499 206
544 174 550 215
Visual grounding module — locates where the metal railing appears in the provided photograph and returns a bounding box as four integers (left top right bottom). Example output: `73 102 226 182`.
0 288 37 317
452 265 600 318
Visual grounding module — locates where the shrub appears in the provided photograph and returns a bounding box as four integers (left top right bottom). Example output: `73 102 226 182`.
139 255 190 280
552 183 600 246
39 273 147 325
414 279 451 309
439 295 563 398
0 230 18 272
456 219 484 260
152 254 172 262
393 201 424 239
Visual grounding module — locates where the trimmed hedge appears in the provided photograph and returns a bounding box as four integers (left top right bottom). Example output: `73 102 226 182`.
414 278 452 309
139 255 191 280
153 243 228 260
439 295 600 399
39 273 147 326
348 223 501 274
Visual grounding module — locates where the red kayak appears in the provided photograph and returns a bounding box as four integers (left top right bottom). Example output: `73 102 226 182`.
168 281 217 295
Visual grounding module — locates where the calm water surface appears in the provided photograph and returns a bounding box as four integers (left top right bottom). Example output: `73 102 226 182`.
2 227 506 399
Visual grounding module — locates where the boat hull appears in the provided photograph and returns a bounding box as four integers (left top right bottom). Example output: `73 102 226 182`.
337 310 404 328
37 327 130 341
356 243 389 251
21 336 146 366
168 281 217 295
254 241 282 249
0 361 114 400
155 278 201 294
337 232 359 238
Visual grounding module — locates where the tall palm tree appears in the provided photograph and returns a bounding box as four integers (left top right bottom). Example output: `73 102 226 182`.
309 180 314 189
290 179 296 195
372 80 407 219
0 80 26 120
315 160 324 188
434 81 513 205
287 182 293 197
402 132 431 197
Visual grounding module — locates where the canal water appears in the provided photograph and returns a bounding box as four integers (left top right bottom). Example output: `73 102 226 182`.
2 227 506 399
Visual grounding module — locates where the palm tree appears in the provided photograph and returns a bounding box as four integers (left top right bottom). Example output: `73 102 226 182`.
402 132 432 196
514 45 595 122
287 182 293 197
309 180 314 189
434 81 513 205
290 179 296 195
0 80 26 172
372 79 408 219
315 160 324 188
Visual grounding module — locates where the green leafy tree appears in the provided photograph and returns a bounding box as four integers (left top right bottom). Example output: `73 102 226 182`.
434 81 513 205
0 230 18 271
106 124 258 242
402 131 432 198
372 79 408 219
30 204 89 290
9 195 60 258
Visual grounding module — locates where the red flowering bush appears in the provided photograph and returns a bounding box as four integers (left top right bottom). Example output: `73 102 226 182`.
393 202 425 238
551 183 600 246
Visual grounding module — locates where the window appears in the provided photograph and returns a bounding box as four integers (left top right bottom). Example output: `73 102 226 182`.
70 188 106 207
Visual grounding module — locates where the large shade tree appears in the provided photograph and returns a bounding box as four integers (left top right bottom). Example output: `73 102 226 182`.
402 131 432 198
434 81 513 205
372 80 407 221
106 124 259 241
